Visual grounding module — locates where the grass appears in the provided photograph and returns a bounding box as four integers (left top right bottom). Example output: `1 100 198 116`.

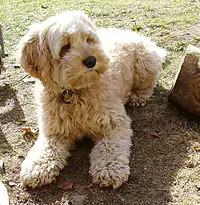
0 0 200 204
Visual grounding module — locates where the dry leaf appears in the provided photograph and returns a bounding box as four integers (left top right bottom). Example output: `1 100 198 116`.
58 180 74 190
19 127 39 141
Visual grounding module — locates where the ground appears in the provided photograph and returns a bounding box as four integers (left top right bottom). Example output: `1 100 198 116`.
0 0 200 204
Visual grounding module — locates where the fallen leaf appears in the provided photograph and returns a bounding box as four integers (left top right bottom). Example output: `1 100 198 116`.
58 180 74 190
19 127 39 142
0 181 9 205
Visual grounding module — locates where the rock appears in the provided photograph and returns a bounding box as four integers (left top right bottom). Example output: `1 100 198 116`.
69 194 87 205
8 181 16 187
168 45 200 117
0 181 9 205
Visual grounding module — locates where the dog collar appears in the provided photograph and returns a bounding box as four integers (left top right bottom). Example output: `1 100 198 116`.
61 89 78 104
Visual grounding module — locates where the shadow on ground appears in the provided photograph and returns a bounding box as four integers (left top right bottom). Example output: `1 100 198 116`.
16 84 200 205
0 84 25 124
0 84 25 154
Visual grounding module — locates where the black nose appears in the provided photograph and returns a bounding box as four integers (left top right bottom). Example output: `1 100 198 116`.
82 56 96 68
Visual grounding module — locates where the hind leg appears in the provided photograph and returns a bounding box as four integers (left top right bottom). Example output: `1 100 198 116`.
128 59 162 108
128 53 161 108
129 87 154 107
128 41 165 107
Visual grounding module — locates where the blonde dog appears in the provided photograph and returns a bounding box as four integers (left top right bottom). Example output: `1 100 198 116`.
18 10 165 189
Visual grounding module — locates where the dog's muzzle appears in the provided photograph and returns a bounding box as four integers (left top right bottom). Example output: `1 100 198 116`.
82 56 96 68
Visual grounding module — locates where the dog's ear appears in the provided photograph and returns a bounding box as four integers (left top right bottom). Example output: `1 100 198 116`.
18 23 42 79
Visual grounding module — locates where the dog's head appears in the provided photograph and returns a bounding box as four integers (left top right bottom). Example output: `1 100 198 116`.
18 11 109 92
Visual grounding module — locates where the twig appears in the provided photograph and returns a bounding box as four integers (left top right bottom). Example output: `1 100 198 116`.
74 183 94 190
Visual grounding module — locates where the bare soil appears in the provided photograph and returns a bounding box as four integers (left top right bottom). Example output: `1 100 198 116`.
1 67 200 204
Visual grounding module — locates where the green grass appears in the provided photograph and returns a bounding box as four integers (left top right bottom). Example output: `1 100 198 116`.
1 0 200 88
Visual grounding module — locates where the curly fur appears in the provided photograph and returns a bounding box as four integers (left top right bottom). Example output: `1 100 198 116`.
18 10 165 189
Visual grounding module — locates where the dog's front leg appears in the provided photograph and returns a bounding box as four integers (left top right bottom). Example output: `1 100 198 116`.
90 115 133 189
20 135 71 188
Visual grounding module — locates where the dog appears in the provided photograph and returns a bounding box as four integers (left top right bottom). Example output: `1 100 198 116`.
18 10 165 189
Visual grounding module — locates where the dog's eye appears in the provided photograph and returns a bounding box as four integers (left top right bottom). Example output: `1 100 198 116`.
86 37 95 44
60 43 71 58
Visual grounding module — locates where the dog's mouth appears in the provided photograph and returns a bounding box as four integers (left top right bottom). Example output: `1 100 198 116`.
65 69 102 90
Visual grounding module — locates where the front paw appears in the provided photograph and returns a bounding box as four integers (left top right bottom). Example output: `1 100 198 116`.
90 162 130 189
20 157 60 188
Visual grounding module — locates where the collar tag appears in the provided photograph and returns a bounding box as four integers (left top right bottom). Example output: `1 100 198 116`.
61 89 77 104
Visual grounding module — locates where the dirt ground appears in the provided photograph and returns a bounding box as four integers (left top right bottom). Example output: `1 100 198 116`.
1 0 200 204
1 63 200 205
